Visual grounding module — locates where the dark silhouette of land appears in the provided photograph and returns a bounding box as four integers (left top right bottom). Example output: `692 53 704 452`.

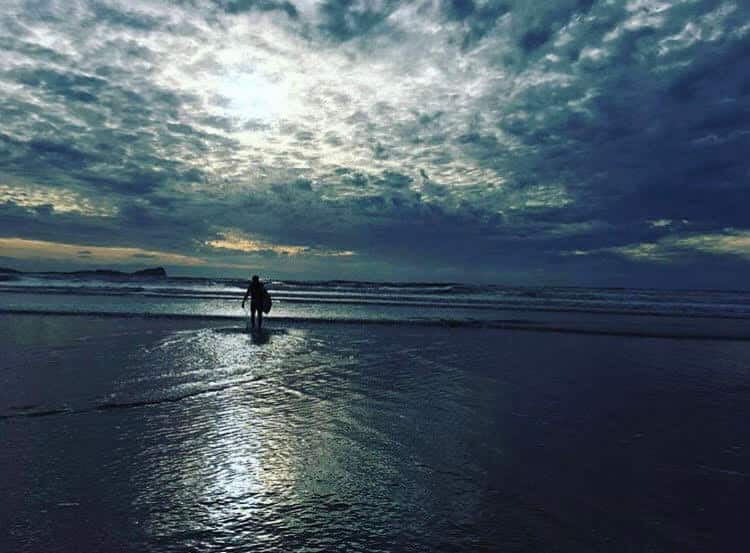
0 267 167 278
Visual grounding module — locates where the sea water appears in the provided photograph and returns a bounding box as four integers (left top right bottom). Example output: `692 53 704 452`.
3 272 750 337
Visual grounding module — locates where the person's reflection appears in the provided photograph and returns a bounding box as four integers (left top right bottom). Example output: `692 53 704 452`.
250 329 270 345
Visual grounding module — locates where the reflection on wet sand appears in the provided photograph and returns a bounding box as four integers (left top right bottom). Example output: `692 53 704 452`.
133 326 312 545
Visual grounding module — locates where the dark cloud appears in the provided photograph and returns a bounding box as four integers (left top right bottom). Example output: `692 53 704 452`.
89 3 164 31
8 67 107 103
441 1 512 50
376 171 412 189
214 0 299 18
27 139 97 169
0 35 70 65
319 0 399 41
519 27 551 53
1 0 749 284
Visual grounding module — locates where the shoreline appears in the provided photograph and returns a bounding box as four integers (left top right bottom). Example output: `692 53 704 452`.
3 309 750 341
5 287 750 320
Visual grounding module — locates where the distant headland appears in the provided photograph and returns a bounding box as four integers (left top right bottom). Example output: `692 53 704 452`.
0 267 167 278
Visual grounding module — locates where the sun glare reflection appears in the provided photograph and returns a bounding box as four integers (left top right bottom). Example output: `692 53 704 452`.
134 326 315 540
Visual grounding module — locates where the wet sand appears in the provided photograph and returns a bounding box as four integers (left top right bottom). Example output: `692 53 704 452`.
2 314 749 552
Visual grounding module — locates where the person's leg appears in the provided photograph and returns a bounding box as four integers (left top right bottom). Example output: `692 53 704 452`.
250 307 256 329
258 309 263 330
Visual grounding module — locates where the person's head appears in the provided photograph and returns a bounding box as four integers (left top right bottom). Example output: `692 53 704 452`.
252 275 259 283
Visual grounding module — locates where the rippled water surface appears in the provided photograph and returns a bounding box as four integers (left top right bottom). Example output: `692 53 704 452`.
2 315 750 552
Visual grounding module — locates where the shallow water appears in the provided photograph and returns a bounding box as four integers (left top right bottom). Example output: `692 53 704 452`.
4 273 750 321
2 315 750 551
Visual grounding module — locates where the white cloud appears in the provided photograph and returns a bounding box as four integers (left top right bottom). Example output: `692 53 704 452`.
206 229 355 257
675 230 750 259
580 230 750 263
0 183 117 217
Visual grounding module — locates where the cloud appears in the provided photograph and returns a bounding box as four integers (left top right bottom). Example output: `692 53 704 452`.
0 183 116 216
676 231 750 260
318 0 399 42
0 0 749 283
214 0 299 18
0 237 206 266
206 230 356 257
574 230 750 263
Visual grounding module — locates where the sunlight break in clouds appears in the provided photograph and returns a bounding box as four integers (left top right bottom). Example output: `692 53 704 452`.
0 184 116 217
576 230 750 264
207 231 356 257
0 238 206 266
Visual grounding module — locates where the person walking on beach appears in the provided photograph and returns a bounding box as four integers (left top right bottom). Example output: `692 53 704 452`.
242 275 267 330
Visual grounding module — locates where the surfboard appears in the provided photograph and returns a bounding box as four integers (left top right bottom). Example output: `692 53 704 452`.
262 291 272 314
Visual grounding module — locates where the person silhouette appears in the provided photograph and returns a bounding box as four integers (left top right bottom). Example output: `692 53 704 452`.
242 275 267 330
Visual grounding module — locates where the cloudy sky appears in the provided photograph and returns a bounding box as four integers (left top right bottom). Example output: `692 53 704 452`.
1 0 748 285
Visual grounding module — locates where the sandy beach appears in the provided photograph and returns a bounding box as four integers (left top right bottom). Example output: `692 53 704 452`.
2 313 749 552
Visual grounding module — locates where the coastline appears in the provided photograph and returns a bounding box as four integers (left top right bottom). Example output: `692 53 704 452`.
3 308 750 340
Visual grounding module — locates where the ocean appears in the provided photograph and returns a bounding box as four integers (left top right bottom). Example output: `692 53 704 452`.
3 271 750 337
2 272 749 551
